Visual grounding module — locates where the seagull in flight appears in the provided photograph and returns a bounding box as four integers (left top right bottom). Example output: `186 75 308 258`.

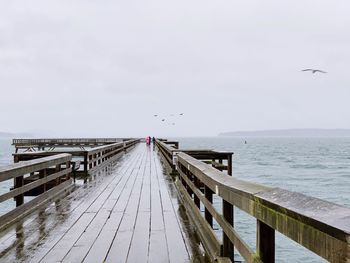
302 69 327 74
179 113 184 116
161 119 165 122
154 114 158 117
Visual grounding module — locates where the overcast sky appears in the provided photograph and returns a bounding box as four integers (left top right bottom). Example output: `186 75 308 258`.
0 0 349 137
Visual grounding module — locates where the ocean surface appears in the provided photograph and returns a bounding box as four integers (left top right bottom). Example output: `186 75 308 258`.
1 137 350 262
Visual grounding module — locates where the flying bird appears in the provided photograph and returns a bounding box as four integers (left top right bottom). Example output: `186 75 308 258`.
161 119 165 122
179 113 184 116
302 69 327 74
154 114 158 117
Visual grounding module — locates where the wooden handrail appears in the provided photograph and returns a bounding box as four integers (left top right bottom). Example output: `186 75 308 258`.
13 139 140 175
0 153 73 231
155 140 176 169
176 151 350 262
12 138 123 145
87 139 140 171
0 154 71 182
155 139 350 262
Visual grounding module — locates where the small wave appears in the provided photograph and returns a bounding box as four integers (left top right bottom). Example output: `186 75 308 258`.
290 164 328 169
256 162 270 166
333 166 349 169
284 159 294 163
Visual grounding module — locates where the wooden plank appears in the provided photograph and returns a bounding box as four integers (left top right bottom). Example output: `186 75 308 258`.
40 213 96 263
149 230 169 263
61 210 111 263
103 176 145 261
61 155 138 263
127 150 151 262
147 150 170 263
87 151 146 263
156 161 190 262
126 211 151 262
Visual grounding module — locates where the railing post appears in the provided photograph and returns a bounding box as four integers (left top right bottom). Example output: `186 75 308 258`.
186 169 193 197
84 153 88 174
66 161 71 180
204 186 213 227
89 154 92 169
227 154 232 176
257 220 275 263
223 154 234 260
14 176 24 207
39 169 47 192
193 176 200 209
55 164 61 185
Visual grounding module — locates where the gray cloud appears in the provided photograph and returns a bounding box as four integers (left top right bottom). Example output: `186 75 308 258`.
0 0 349 137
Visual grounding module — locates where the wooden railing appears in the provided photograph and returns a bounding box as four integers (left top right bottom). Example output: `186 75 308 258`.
155 140 177 171
0 154 73 231
86 139 139 172
155 139 233 174
157 140 350 263
13 139 140 175
12 138 122 146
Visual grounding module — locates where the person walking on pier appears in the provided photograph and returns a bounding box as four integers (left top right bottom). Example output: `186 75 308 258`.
146 136 151 145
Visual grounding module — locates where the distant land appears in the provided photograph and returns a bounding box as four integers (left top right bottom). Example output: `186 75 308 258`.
219 129 350 137
0 132 32 138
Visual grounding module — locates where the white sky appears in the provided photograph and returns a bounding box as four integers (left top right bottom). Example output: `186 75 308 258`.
0 0 349 137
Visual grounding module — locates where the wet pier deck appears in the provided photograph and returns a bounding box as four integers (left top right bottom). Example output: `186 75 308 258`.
0 144 204 263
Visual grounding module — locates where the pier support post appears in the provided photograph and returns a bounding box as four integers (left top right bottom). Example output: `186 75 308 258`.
204 186 213 227
39 169 47 192
257 220 275 263
14 176 24 207
193 177 200 209
89 154 92 170
84 153 88 175
222 154 234 260
186 170 193 198
55 164 61 185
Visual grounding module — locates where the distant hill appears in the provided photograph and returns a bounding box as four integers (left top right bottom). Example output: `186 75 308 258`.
0 132 32 138
0 132 15 138
219 129 350 137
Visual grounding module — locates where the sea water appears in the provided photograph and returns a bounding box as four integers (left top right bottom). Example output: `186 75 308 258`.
0 138 14 215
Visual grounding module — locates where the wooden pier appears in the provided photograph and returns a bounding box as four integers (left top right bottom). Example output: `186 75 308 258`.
0 138 350 262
